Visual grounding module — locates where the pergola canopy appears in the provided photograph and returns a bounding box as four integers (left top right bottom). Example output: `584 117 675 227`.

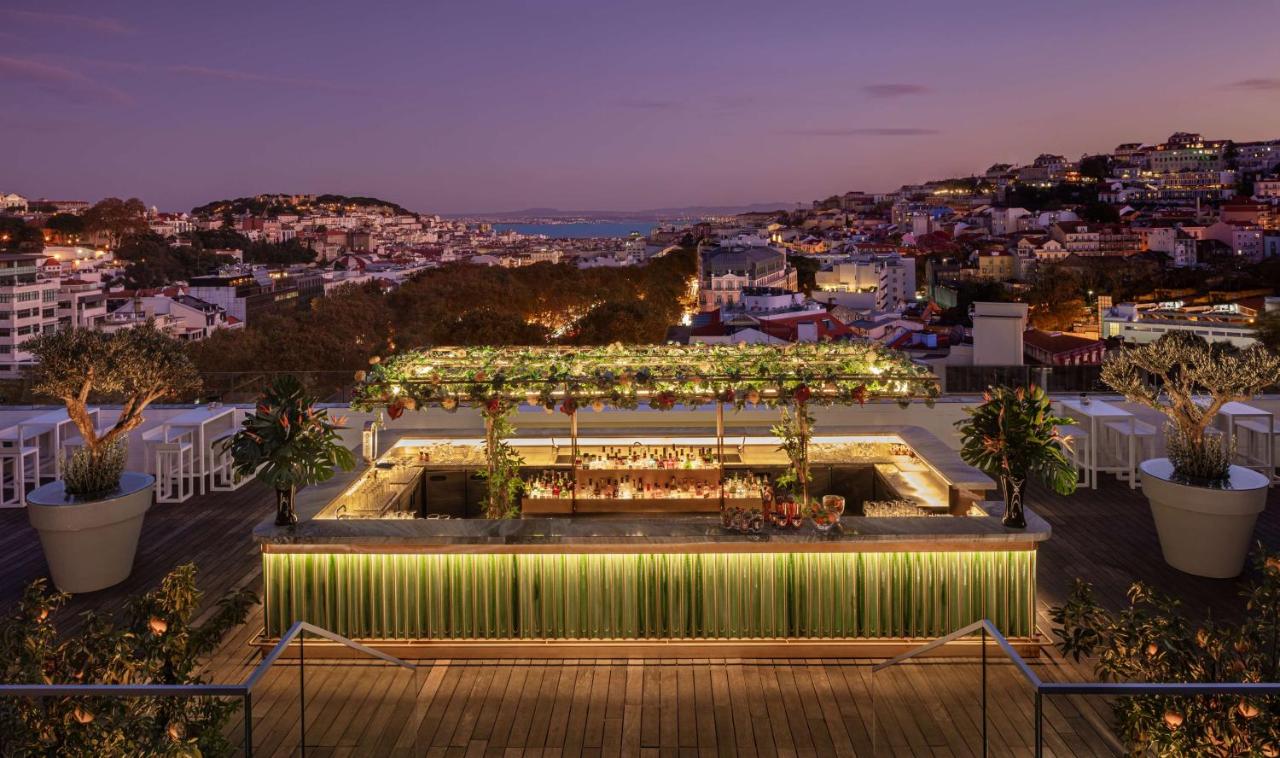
353 343 939 415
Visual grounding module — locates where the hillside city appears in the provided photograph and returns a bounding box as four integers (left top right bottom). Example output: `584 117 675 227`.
4 130 1280 394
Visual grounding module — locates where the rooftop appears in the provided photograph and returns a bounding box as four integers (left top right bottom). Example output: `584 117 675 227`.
1 399 1276 753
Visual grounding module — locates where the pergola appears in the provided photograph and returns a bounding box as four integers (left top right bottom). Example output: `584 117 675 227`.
353 343 940 513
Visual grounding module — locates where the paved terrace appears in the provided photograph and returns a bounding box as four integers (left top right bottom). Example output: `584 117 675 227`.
2 481 1278 756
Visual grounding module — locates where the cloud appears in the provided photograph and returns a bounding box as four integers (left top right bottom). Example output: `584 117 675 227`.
861 83 930 98
613 98 684 111
1227 78 1280 91
163 64 355 91
0 56 130 104
0 9 132 34
79 58 357 92
778 127 939 137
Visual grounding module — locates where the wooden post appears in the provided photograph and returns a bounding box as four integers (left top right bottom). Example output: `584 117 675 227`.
570 408 579 514
717 401 725 509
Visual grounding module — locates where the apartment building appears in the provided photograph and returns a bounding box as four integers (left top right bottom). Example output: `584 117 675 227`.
0 253 60 377
813 251 916 311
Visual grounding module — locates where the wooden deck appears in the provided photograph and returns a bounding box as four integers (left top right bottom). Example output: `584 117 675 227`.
2 478 1277 756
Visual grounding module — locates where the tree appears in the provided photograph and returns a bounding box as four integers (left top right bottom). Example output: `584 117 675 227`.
1078 154 1112 181
1101 332 1280 481
1052 550 1280 756
0 216 43 253
42 213 86 243
956 385 1078 527
1255 310 1280 353
28 325 201 497
1078 201 1120 224
82 197 148 249
0 564 255 757
224 375 354 525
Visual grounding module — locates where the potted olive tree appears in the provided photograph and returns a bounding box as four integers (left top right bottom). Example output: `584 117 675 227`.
956 384 1078 528
26 325 200 593
224 375 354 526
1102 332 1280 577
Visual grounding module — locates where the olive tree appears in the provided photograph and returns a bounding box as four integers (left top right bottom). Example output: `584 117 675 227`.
1101 332 1280 481
28 324 201 498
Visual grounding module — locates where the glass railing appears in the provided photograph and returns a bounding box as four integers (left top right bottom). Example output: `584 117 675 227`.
0 621 417 757
871 619 1280 757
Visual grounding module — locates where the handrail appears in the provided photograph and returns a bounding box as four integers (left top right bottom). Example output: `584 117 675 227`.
872 618 1280 757
0 620 417 757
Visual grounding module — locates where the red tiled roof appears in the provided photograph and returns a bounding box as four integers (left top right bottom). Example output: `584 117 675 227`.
1023 329 1102 355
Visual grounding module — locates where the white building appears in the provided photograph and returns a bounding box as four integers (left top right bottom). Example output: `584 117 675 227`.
104 294 238 341
0 253 60 377
1 193 28 212
813 252 916 311
1102 301 1268 348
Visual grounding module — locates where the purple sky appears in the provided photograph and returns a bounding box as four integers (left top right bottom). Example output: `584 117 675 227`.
3 0 1279 214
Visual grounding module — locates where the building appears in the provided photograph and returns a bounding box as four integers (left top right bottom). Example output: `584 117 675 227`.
971 302 1028 366
105 294 238 341
187 269 307 323
1 193 28 212
57 278 108 329
813 252 916 311
1149 132 1228 173
0 253 60 377
1022 329 1105 366
698 246 796 310
1101 300 1269 348
975 250 1017 281
688 289 854 345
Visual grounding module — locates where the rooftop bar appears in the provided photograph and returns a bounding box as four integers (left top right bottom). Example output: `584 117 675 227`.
253 344 1048 657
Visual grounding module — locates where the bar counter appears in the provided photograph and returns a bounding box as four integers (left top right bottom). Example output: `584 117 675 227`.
253 426 1049 656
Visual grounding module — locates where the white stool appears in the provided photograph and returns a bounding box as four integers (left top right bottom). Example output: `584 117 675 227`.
1104 420 1157 489
1057 424 1092 488
208 430 247 491
155 440 195 503
0 446 40 508
1236 418 1277 484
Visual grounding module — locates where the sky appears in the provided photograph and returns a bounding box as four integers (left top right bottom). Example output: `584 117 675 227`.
2 0 1280 215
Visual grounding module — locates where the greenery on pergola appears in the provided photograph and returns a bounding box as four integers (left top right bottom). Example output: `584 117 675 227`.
352 342 938 415
352 343 938 517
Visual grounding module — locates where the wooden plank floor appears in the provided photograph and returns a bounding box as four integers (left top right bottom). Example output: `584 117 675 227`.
2 478 1277 756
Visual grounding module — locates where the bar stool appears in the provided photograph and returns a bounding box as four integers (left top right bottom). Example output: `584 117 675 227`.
1057 424 1091 488
208 429 248 491
1103 419 1158 489
0 446 40 508
1236 418 1278 483
155 440 195 503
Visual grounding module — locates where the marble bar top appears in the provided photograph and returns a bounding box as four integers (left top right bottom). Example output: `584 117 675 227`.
255 503 1049 554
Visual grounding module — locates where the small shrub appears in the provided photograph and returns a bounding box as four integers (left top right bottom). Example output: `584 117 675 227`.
62 438 128 500
0 564 255 757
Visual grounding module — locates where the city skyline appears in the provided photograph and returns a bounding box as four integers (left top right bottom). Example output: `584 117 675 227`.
3 0 1280 213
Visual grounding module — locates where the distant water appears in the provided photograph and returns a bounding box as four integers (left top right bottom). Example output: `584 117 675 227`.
493 221 656 238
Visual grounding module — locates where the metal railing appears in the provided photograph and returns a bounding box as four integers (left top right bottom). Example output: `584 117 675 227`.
0 620 416 757
871 619 1280 757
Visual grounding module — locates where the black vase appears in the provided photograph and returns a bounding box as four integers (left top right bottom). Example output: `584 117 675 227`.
275 486 298 526
1000 476 1026 529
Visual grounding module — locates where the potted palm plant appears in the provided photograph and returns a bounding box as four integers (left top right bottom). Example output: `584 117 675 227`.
956 384 1078 528
25 325 200 593
224 375 355 526
1102 332 1280 578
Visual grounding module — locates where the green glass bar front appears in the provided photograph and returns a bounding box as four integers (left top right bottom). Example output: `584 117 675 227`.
262 550 1036 640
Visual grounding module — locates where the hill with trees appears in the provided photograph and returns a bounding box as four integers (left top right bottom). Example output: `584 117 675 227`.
191 193 413 218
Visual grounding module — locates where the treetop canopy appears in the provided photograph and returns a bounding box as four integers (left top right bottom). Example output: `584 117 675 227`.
352 342 938 415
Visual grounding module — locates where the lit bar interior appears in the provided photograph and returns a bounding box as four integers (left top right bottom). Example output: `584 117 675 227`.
255 345 1048 656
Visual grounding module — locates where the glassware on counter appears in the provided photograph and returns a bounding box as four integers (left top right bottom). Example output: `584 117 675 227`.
811 494 845 532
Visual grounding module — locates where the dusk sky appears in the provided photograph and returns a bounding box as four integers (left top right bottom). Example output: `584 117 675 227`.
3 0 1279 214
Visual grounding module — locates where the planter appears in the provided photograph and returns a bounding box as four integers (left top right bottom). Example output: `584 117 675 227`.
26 472 155 593
1138 459 1268 579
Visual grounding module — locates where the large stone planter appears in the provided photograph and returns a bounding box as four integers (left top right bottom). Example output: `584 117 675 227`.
26 472 155 593
1139 459 1268 579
